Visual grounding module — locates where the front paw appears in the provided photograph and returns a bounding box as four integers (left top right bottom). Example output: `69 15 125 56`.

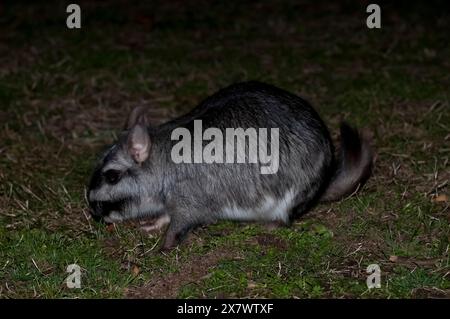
160 236 177 252
138 214 171 234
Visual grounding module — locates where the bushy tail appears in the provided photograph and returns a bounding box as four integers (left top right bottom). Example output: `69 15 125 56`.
320 123 373 202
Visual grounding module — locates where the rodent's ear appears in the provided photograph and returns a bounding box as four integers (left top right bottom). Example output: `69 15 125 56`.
125 106 148 130
127 124 151 164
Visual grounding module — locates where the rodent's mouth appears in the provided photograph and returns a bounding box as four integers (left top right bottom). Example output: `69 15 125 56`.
103 211 125 223
89 198 130 223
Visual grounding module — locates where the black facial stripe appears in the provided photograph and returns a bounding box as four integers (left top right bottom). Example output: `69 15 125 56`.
99 197 135 216
102 199 126 214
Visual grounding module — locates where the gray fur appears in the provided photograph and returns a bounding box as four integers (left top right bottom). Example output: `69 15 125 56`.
88 81 373 249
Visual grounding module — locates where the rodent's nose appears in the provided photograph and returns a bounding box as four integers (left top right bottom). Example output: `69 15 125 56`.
89 201 105 222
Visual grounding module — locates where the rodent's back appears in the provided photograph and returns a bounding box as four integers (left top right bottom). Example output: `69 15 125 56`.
155 81 334 221
160 82 326 129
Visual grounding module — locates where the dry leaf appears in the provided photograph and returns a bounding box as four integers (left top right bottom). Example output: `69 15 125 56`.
433 194 448 202
132 265 140 276
247 281 258 289
389 255 398 262
106 224 115 233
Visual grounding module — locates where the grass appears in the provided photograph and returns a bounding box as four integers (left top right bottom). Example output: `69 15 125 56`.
0 0 449 298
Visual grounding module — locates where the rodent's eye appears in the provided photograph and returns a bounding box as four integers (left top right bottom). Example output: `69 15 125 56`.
103 169 122 185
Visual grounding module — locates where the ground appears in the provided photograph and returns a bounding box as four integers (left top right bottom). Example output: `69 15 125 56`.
0 1 449 298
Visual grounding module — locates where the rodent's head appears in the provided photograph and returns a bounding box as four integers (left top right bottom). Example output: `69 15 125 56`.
87 107 157 223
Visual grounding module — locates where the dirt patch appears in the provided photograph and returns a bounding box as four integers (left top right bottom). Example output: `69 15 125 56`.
125 247 240 298
255 233 288 250
412 287 450 299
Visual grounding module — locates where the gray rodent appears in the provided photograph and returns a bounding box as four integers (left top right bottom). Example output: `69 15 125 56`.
87 81 373 250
